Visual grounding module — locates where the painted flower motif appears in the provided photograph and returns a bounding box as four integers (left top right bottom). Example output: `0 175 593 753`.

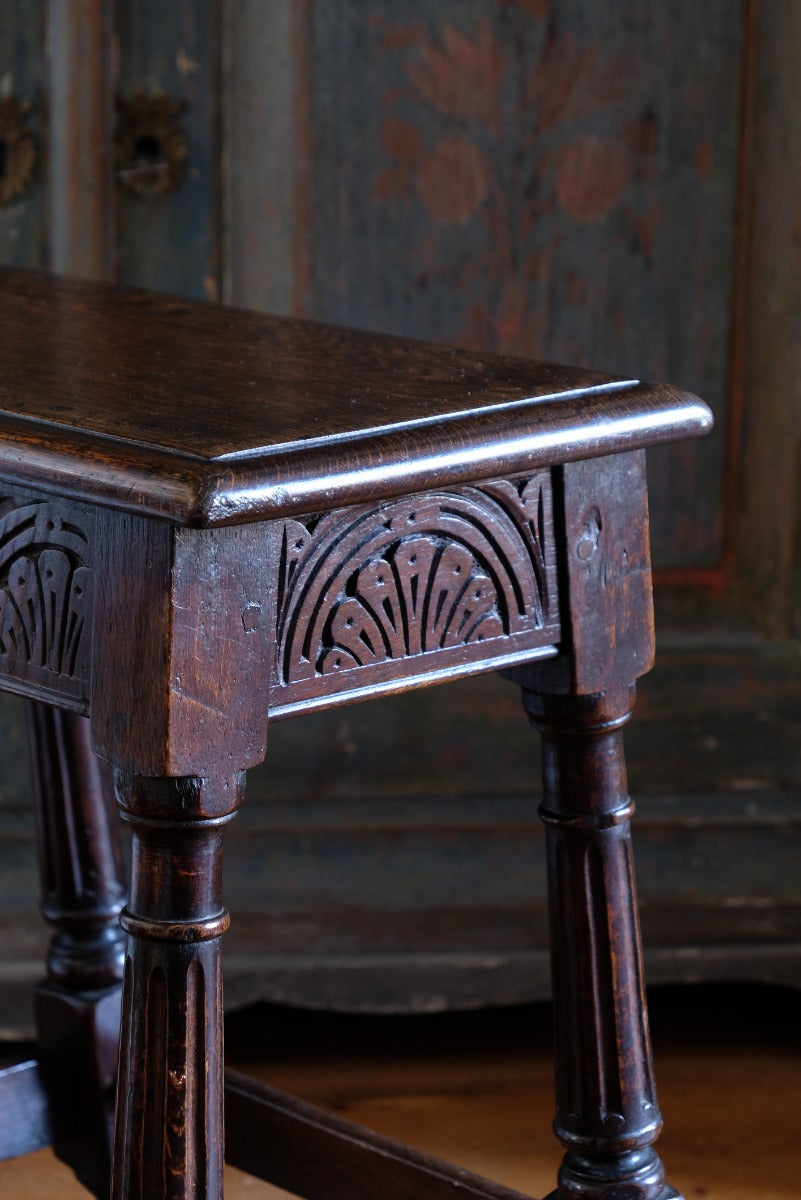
554 136 632 221
372 8 663 354
405 18 505 128
417 135 491 224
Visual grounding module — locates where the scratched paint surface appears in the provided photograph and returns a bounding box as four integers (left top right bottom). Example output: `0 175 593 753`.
0 0 45 268
307 1 743 568
115 0 219 300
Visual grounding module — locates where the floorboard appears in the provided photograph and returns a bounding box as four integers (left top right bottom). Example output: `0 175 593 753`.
0 983 797 1198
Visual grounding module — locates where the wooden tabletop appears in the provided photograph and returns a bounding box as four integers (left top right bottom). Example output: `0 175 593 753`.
0 269 712 526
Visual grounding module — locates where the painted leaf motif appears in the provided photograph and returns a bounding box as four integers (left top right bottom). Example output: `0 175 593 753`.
405 18 505 127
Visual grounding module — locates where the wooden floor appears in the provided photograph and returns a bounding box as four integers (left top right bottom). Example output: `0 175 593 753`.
0 983 798 1198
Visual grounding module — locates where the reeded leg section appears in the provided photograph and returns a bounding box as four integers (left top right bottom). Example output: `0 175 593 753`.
28 703 127 989
112 771 243 1200
28 704 127 1197
524 687 681 1200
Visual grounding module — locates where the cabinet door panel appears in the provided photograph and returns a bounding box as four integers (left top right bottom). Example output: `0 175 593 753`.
294 2 743 571
115 0 219 299
0 0 45 267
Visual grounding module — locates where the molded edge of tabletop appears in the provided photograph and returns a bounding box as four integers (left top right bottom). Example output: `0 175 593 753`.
196 382 712 526
0 381 713 527
0 269 713 527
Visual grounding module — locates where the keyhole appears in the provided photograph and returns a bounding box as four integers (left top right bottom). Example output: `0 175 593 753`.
0 98 37 205
115 92 188 200
135 133 162 162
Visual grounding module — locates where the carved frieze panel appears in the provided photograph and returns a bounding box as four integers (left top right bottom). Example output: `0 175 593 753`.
0 493 93 704
271 473 560 712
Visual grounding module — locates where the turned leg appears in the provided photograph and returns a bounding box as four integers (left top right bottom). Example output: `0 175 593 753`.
524 686 679 1200
29 704 127 989
28 703 127 1197
111 770 243 1200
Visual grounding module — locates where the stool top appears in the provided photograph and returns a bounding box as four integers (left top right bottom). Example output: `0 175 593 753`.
0 268 711 527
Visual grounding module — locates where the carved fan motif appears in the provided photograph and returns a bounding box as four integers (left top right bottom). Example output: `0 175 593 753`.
318 536 505 675
276 475 554 687
0 499 91 682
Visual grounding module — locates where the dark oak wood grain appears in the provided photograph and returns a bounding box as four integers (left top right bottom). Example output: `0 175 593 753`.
0 0 795 1033
0 268 710 526
505 443 675 1200
0 1 749 577
0 269 711 1198
0 0 794 1186
225 1070 534 1200
112 772 242 1200
26 706 124 1194
526 688 672 1200
0 488 95 709
268 472 561 717
28 703 125 989
90 511 272 776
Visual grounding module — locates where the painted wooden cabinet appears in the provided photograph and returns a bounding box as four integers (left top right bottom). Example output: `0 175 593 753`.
0 0 799 1024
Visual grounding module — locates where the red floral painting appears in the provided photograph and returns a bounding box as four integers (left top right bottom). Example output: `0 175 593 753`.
367 4 671 359
308 1 740 567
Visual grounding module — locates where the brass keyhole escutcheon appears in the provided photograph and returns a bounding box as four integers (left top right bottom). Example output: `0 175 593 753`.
0 97 36 206
115 91 188 202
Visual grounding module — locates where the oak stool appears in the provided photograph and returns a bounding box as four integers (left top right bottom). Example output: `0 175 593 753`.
0 268 711 1199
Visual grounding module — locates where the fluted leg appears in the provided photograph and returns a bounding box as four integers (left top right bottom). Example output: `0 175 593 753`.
28 704 127 988
524 687 680 1200
112 771 243 1200
28 703 127 1197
